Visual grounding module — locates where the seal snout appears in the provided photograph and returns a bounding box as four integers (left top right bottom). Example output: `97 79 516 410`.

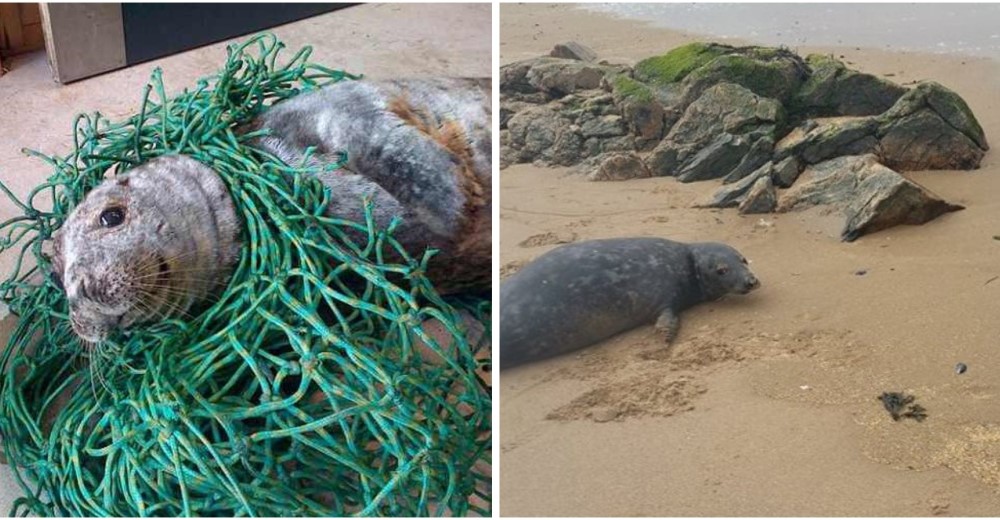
68 307 121 343
739 273 761 294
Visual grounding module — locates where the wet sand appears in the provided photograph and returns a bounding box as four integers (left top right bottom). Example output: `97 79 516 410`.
499 4 1000 516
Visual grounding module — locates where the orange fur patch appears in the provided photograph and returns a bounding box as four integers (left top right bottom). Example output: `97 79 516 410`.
387 95 488 220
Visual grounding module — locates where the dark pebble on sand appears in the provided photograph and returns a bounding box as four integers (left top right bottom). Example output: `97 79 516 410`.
855 269 868 276
956 362 968 375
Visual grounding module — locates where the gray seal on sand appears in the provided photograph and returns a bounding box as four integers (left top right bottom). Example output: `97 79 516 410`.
499 237 760 370
51 77 491 343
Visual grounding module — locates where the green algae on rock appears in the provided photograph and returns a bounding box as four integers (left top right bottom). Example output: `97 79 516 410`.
499 40 988 241
633 42 731 85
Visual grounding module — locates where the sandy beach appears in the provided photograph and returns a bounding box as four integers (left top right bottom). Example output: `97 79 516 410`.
500 4 1000 516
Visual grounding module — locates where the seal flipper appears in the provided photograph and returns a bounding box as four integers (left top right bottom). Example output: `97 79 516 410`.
654 308 680 344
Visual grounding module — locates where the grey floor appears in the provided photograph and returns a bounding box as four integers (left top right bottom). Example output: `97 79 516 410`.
0 3 490 512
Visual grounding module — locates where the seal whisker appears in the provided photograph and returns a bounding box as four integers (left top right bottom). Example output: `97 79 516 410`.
129 249 206 274
132 283 221 305
130 271 227 284
136 288 196 321
127 295 164 322
125 290 181 323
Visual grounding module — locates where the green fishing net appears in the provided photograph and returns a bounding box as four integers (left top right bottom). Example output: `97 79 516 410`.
0 34 492 516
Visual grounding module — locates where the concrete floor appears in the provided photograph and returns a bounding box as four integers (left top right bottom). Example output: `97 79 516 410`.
0 3 490 513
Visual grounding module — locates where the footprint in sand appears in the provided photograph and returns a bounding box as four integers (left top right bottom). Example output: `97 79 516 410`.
546 374 705 423
501 260 528 279
518 231 577 248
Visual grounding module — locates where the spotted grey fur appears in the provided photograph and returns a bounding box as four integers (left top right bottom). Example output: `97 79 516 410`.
53 77 492 342
499 237 760 370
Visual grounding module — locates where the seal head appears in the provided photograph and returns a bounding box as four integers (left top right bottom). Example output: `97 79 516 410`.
689 242 760 301
52 155 241 342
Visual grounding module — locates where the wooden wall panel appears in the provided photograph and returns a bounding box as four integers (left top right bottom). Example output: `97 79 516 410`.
0 3 44 55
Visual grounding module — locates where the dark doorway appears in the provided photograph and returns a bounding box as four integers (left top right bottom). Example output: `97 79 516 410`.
121 3 354 65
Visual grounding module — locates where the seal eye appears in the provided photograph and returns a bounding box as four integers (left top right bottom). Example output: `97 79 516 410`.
99 207 126 228
716 266 729 276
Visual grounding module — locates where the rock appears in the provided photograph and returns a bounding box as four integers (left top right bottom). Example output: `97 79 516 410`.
502 43 988 183
842 167 964 241
772 156 802 188
577 91 617 114
635 43 809 103
648 82 783 177
676 133 752 183
678 47 809 107
779 155 963 241
878 81 987 150
738 175 778 214
611 75 666 148
582 152 653 181
668 83 783 145
645 142 680 176
793 54 906 117
780 154 883 210
500 100 538 129
634 42 733 85
696 162 772 208
722 135 774 183
774 116 878 164
505 105 583 166
550 41 598 62
580 114 626 138
526 59 629 98
776 82 987 172
500 57 630 100
499 129 515 169
875 82 989 170
588 135 636 156
499 59 538 95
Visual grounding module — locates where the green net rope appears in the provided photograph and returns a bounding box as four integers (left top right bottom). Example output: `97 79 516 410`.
0 34 491 516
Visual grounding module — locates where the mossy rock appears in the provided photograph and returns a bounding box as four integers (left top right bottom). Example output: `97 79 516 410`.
633 42 731 85
611 74 654 103
683 52 807 104
791 53 905 118
877 81 988 151
611 75 666 146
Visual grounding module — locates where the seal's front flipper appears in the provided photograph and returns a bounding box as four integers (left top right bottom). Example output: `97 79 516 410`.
655 309 679 344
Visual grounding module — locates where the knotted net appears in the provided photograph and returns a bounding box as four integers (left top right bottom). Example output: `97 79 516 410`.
0 34 491 516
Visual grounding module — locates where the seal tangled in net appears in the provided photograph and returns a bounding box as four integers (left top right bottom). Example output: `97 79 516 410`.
0 34 491 516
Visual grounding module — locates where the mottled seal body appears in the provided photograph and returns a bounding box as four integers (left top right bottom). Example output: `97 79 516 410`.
251 78 492 289
54 77 492 342
499 237 760 370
